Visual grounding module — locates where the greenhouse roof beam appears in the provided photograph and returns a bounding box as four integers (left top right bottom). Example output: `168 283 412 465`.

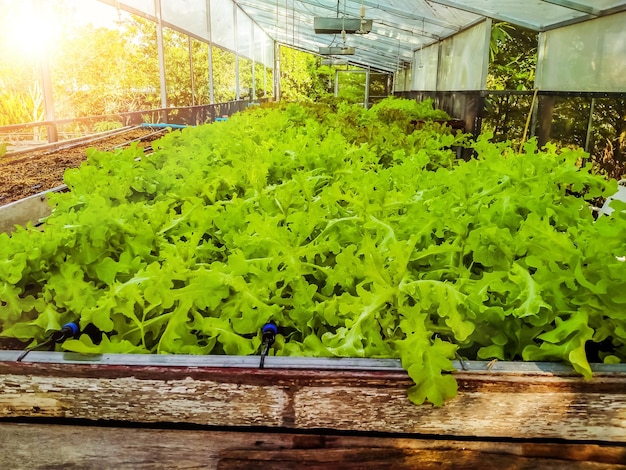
422 0 542 30
368 19 441 41
539 0 599 15
423 1 626 31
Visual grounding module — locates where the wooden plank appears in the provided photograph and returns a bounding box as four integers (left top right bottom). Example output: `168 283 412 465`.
2 351 625 375
3 125 137 157
0 188 59 233
0 423 624 469
1 359 626 442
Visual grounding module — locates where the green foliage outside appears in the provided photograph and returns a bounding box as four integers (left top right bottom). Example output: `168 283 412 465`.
336 71 366 104
483 23 538 146
487 23 536 92
93 121 123 133
485 22 626 180
280 46 334 102
279 46 391 106
0 0 273 136
2 98 626 406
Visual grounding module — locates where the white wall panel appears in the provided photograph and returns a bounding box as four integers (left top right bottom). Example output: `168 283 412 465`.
411 44 439 91
536 12 626 92
210 0 236 51
161 0 209 38
436 19 490 91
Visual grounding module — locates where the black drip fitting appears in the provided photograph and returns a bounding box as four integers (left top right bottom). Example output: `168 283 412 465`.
16 322 80 362
259 322 278 369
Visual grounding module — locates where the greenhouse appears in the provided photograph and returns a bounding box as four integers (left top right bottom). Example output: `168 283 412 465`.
1 0 626 467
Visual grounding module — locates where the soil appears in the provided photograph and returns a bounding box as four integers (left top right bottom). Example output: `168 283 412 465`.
0 127 168 206
0 338 28 350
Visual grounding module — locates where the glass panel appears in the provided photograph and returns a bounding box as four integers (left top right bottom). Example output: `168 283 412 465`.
120 0 155 17
252 24 267 64
536 12 626 92
404 68 412 92
394 70 407 92
237 9 253 60
437 20 489 91
266 67 274 99
192 38 210 105
388 0 480 31
426 0 584 30
212 46 236 102
210 0 235 51
51 9 160 119
0 0 50 130
411 44 439 91
481 93 533 147
161 0 208 39
254 62 265 98
586 97 626 179
239 57 253 100
163 28 193 107
337 71 366 105
368 73 390 105
265 38 275 70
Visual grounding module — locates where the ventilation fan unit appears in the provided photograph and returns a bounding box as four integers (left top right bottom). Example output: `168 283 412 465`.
319 46 355 55
314 17 372 34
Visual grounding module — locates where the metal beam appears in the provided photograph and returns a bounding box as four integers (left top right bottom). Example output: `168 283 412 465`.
155 0 168 113
374 20 440 41
539 0 600 16
3 350 625 374
425 0 542 30
545 4 626 30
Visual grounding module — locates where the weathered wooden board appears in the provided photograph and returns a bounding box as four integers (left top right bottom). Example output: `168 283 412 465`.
0 423 624 469
1 354 625 443
0 186 60 233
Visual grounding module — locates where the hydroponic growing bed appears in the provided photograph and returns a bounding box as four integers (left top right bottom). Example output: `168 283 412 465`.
0 126 168 234
1 98 626 467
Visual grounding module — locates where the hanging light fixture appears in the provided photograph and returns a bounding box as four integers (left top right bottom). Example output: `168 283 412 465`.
314 0 371 34
355 0 368 35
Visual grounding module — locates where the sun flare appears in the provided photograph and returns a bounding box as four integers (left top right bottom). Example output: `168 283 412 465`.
2 1 60 59
1 0 121 61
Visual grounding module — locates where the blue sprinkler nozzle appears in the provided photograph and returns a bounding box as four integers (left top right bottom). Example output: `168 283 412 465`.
259 322 278 369
55 322 80 340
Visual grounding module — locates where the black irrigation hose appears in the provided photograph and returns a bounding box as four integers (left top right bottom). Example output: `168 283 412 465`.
16 322 80 362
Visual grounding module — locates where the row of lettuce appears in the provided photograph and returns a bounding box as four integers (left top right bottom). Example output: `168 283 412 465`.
1 97 626 405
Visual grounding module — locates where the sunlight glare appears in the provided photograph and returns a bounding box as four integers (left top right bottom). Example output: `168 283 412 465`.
3 1 60 59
